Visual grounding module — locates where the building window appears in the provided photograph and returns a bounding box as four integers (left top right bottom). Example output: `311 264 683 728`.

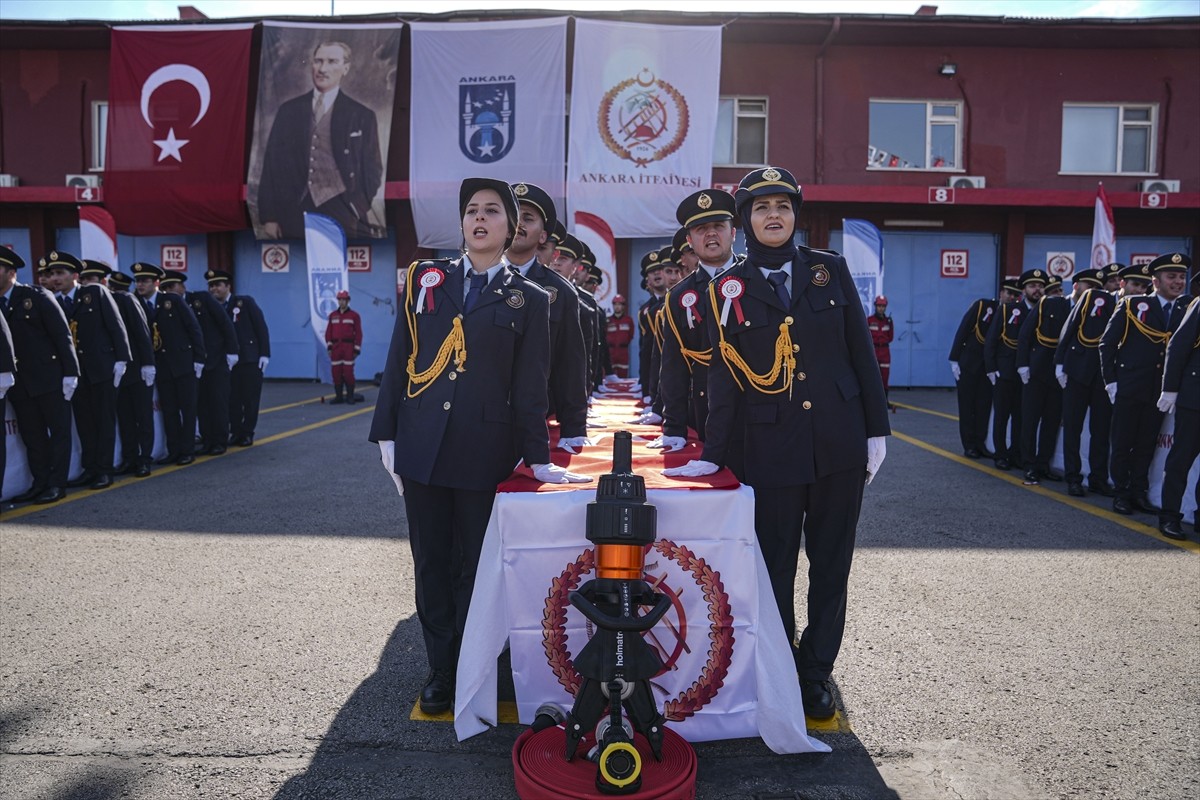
867 100 961 170
713 97 767 166
1060 103 1156 175
91 101 108 172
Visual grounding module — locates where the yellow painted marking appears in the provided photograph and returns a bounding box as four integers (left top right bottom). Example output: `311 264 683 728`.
1 405 375 521
890 400 959 421
807 711 851 733
260 385 376 415
892 429 1200 554
410 700 520 724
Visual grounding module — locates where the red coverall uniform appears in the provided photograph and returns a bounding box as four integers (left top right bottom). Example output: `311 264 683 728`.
325 307 363 393
869 312 894 392
606 313 634 377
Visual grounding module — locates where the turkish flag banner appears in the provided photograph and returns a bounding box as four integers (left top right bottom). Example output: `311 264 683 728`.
105 25 253 234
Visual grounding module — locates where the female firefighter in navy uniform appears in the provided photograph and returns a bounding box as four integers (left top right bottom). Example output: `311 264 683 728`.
665 167 890 720
369 178 587 715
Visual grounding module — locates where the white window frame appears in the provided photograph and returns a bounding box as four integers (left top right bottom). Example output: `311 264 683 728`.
714 96 769 168
1058 102 1157 176
90 100 108 172
866 98 963 172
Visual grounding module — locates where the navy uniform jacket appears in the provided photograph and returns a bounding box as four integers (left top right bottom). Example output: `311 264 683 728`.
701 247 890 488
948 298 997 375
64 284 131 385
660 266 720 439
637 297 663 391
112 291 154 371
370 259 551 491
151 292 206 378
517 261 587 438
188 291 239 368
1016 296 1070 382
0 309 13 373
226 295 271 362
984 301 1032 380
3 284 79 396
1054 289 1114 387
1100 292 1191 403
1163 297 1200 411
258 90 383 238
576 287 600 391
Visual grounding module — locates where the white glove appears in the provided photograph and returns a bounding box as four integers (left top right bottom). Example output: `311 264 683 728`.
646 435 687 453
642 395 653 404
866 436 887 486
226 353 239 370
63 376 78 402
595 384 617 394
258 357 269 371
1157 391 1178 414
112 361 127 388
950 361 961 381
558 436 593 454
1017 366 1030 384
638 411 663 425
987 371 998 385
193 362 204 379
630 382 642 393
1055 364 1067 389
531 462 592 484
585 420 606 429
0 371 13 398
662 459 720 478
141 365 156 386
1106 382 1118 404
603 374 620 384
378 440 404 496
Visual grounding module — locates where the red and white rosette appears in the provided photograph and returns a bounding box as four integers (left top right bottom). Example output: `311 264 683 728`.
1136 300 1149 322
415 267 445 314
718 277 746 328
1090 295 1106 317
679 289 701 329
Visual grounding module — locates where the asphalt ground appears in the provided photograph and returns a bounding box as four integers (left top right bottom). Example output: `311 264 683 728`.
1 383 1197 800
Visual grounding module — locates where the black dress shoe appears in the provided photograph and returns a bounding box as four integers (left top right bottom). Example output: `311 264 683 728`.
1087 482 1116 497
134 464 152 478
234 436 253 447
33 487 66 504
1159 519 1186 540
1066 482 1085 497
800 679 837 720
12 485 48 504
1038 470 1064 483
964 448 982 459
89 474 113 490
67 472 97 488
113 462 133 476
176 454 195 466
1113 496 1134 515
419 669 455 715
204 445 226 456
1131 493 1159 514
995 458 1011 471
156 454 178 465
1023 469 1040 486
980 448 995 459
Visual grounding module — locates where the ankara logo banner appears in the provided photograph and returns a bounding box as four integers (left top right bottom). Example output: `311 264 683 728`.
105 25 254 235
460 81 516 163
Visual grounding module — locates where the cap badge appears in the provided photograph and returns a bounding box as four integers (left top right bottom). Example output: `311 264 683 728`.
206 270 215 279
50 251 59 260
697 193 712 210
1034 270 1043 278
811 264 830 287
1172 253 1182 264
762 168 781 182
649 252 658 262
514 183 529 197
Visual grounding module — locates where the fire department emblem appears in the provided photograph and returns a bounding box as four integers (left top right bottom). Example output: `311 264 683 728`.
598 69 689 168
811 264 830 287
543 540 734 720
460 79 515 164
546 286 558 305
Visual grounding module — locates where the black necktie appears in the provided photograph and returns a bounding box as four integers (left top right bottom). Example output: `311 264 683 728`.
1164 301 1173 318
0 295 8 314
60 295 73 315
767 270 790 308
465 271 487 312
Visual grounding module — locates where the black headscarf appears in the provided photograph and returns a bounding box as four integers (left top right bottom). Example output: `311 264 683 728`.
738 196 799 270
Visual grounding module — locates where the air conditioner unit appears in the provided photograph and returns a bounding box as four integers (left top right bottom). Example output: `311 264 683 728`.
949 176 986 189
0 174 19 188
65 174 101 188
1138 179 1180 193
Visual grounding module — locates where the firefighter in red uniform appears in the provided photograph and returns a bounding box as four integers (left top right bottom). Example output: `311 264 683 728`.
325 290 363 404
605 294 634 377
869 295 895 406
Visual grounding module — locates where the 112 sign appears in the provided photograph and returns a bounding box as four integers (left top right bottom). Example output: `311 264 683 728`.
941 249 969 278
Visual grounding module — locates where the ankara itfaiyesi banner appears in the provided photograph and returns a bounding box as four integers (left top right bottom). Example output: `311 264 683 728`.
567 20 722 238
304 212 348 383
409 18 568 249
842 218 884 317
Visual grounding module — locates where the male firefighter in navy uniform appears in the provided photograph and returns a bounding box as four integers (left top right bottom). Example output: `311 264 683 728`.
179 271 239 455
1 246 80 504
1157 264 1200 540
1100 258 1191 515
1016 286 1069 485
656 189 738 451
0 279 15 488
106 269 157 478
984 270 1045 470
949 292 999 458
208 271 271 446
133 263 206 465
1054 267 1116 496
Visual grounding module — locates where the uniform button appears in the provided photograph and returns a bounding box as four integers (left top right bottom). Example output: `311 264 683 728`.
784 316 793 325
829 299 835 306
802 400 812 410
443 401 451 411
797 372 807 380
456 313 464 320
699 390 705 397
744 320 751 327
448 371 457 381
792 344 800 352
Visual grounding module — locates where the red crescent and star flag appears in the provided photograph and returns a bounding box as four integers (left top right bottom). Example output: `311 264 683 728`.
104 24 253 235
